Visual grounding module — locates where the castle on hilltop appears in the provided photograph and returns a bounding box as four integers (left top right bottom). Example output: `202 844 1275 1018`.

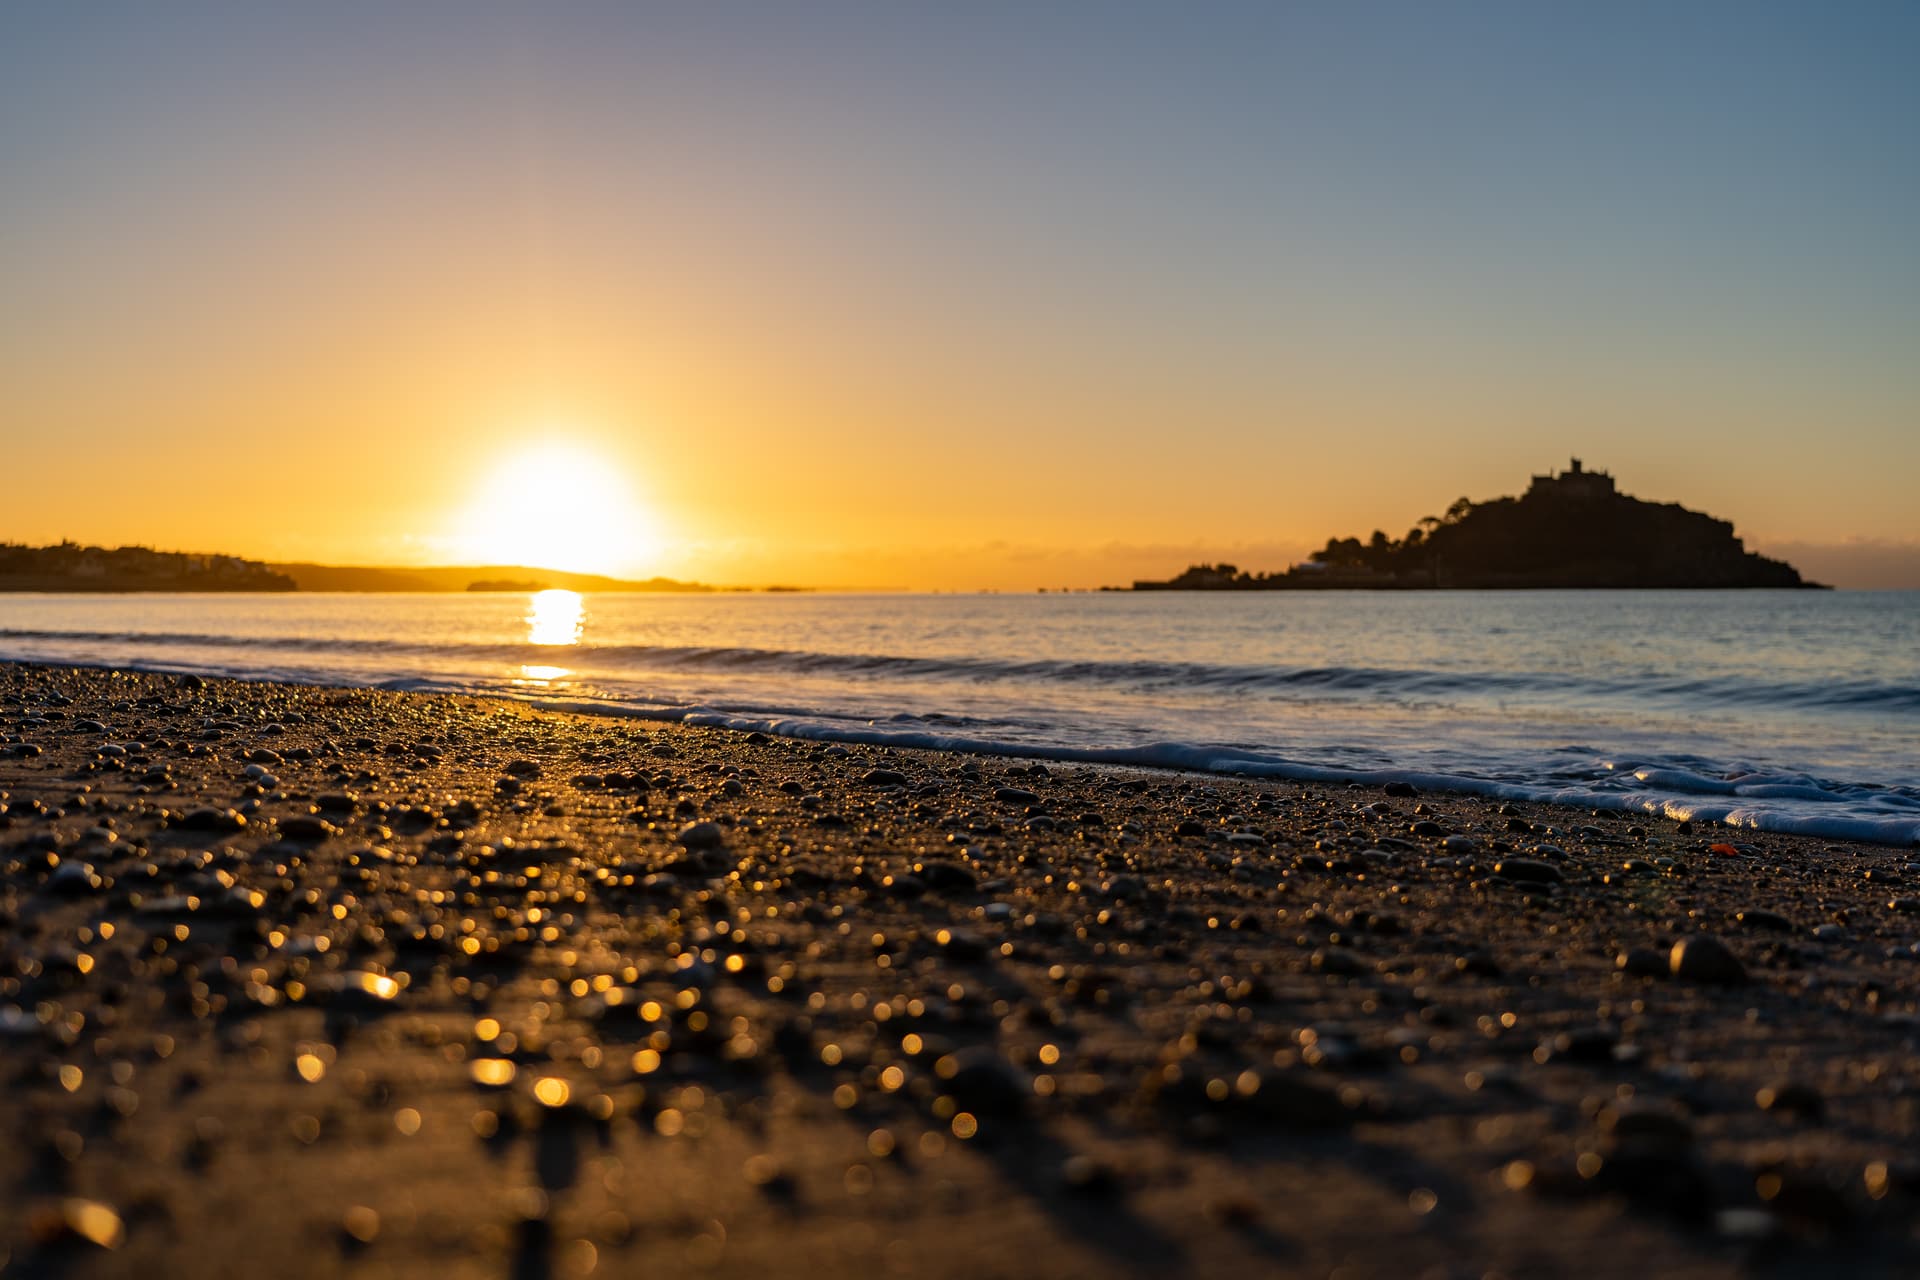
1125 455 1820 590
1526 458 1616 502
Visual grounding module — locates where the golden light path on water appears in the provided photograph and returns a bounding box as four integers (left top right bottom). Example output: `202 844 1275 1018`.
519 588 584 685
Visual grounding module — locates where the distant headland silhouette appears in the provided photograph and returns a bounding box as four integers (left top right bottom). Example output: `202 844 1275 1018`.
1128 460 1822 590
0 543 714 593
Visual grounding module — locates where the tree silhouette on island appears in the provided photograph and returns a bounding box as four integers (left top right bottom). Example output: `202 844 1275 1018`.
1129 460 1820 590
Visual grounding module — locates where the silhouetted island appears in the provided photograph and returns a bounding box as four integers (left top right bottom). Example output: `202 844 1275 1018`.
465 578 554 593
1128 460 1822 590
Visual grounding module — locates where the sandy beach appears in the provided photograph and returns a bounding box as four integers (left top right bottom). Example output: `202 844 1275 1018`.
4 660 1919 1278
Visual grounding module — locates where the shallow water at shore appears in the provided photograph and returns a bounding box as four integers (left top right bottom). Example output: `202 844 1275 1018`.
2 589 1915 842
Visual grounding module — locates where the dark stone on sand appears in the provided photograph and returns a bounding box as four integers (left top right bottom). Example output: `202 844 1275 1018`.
1670 935 1747 985
1410 820 1448 837
1060 1155 1121 1196
1540 1027 1617 1063
1601 1100 1694 1147
937 928 990 962
863 768 910 787
885 873 927 898
1384 781 1418 798
1617 948 1668 977
1756 1082 1825 1120
1736 908 1794 932
278 815 336 843
994 786 1040 805
677 821 725 849
504 759 541 778
45 859 101 895
1494 857 1562 884
917 859 978 892
1455 949 1503 976
178 806 246 832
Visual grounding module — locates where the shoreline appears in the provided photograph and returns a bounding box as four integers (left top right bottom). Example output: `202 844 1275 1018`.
6 657 1915 850
6 661 1920 1276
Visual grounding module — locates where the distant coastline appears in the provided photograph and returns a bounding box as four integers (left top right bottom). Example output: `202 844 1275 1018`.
271 562 715 593
0 542 295 593
0 542 719 594
1122 460 1826 591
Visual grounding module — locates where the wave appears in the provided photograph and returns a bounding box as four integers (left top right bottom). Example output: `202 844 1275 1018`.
5 641 1917 846
3 625 1917 715
515 696 1920 846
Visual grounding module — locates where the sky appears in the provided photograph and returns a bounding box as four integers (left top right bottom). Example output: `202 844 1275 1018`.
3 2 1917 588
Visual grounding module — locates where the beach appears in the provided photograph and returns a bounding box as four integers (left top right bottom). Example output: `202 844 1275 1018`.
4 660 1919 1278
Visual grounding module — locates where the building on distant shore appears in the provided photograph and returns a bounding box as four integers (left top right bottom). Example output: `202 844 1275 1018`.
1124 459 1818 590
1526 458 1616 502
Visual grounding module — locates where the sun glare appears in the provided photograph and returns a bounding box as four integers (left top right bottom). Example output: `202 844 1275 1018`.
453 440 662 576
526 588 584 647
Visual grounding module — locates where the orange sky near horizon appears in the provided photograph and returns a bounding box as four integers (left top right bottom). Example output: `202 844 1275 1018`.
3 7 1917 589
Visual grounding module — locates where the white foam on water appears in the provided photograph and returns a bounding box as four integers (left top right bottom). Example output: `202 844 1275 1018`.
515 695 1920 847
4 589 1915 847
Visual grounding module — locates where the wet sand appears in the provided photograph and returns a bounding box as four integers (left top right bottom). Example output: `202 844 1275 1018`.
4 661 1919 1279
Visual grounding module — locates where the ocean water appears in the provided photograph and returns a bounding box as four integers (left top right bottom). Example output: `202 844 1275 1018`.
2 589 1915 845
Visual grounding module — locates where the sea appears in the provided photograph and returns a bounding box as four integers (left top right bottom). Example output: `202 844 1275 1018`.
2 589 1915 845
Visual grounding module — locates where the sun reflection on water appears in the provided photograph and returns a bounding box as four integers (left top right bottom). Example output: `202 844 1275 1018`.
519 589 583 684
527 589 584 646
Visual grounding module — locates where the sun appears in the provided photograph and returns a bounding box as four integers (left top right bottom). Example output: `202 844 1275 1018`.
451 440 663 576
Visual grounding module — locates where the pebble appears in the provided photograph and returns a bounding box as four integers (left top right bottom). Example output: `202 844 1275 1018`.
277 815 336 842
677 821 725 849
1755 1082 1825 1120
1493 858 1563 884
1669 935 1747 985
1735 908 1793 932
45 859 102 895
178 806 247 831
28 1198 123 1249
1612 951 1674 982
917 859 978 892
